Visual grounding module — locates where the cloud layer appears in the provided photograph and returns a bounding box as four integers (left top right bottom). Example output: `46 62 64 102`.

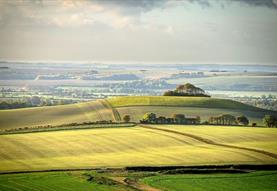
0 0 277 63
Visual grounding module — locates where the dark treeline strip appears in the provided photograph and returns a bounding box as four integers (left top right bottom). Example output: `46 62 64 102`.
0 122 136 135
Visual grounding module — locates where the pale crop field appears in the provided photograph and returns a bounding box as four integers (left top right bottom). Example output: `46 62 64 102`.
108 96 276 126
146 125 277 153
0 125 276 172
0 100 114 130
117 106 267 125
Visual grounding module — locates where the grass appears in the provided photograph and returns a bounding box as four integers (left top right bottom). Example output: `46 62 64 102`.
1 170 276 191
107 96 263 110
0 171 133 191
142 171 277 191
0 125 276 172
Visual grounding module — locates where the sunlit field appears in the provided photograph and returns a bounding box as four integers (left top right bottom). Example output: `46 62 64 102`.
0 125 276 172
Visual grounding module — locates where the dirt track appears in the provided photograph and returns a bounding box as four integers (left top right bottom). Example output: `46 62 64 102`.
100 99 122 122
139 124 277 160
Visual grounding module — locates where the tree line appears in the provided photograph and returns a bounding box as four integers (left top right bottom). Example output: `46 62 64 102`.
121 113 277 127
208 114 249 126
139 113 201 124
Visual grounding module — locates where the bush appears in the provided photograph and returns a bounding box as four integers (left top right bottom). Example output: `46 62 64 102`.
236 116 249 126
123 115 131 123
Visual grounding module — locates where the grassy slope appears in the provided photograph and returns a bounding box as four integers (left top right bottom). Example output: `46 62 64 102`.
0 171 133 191
0 96 275 129
0 125 276 172
108 96 276 125
142 171 277 191
107 96 262 110
0 100 114 130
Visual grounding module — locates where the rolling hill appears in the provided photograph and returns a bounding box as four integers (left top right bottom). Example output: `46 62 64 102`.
0 100 114 130
108 96 276 125
0 96 276 130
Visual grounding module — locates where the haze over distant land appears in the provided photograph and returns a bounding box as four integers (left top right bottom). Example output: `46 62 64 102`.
0 0 277 64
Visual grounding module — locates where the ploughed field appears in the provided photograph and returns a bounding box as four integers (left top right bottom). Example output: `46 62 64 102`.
1 96 276 130
0 125 276 172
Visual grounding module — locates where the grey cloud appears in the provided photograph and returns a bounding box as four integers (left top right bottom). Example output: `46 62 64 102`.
91 0 168 15
189 0 277 9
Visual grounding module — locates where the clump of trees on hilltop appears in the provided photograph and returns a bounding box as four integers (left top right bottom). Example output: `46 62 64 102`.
140 113 200 125
163 83 210 97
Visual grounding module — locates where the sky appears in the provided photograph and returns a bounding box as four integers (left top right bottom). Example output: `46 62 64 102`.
0 0 277 64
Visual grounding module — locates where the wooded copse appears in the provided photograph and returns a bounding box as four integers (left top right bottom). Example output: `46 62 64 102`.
140 113 200 124
163 83 210 97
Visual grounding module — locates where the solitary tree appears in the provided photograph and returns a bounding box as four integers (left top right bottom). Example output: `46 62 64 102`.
142 113 157 123
236 116 249 126
163 90 174 96
263 115 277 127
123 115 131 123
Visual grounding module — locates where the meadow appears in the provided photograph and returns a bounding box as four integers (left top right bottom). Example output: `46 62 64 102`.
107 96 261 110
0 169 276 191
0 171 134 191
142 171 277 191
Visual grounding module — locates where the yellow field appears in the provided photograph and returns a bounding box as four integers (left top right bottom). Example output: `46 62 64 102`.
0 125 276 172
0 100 114 130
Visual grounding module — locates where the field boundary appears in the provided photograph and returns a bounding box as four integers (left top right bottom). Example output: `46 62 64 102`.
139 124 277 160
1 164 277 175
0 123 136 135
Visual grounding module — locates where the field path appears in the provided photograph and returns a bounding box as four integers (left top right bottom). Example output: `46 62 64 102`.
111 177 161 191
139 125 277 160
100 99 122 122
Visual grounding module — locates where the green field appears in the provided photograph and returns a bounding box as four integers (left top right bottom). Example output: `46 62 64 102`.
107 96 262 110
0 125 276 172
0 171 133 191
1 96 276 129
142 171 277 191
0 170 276 191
